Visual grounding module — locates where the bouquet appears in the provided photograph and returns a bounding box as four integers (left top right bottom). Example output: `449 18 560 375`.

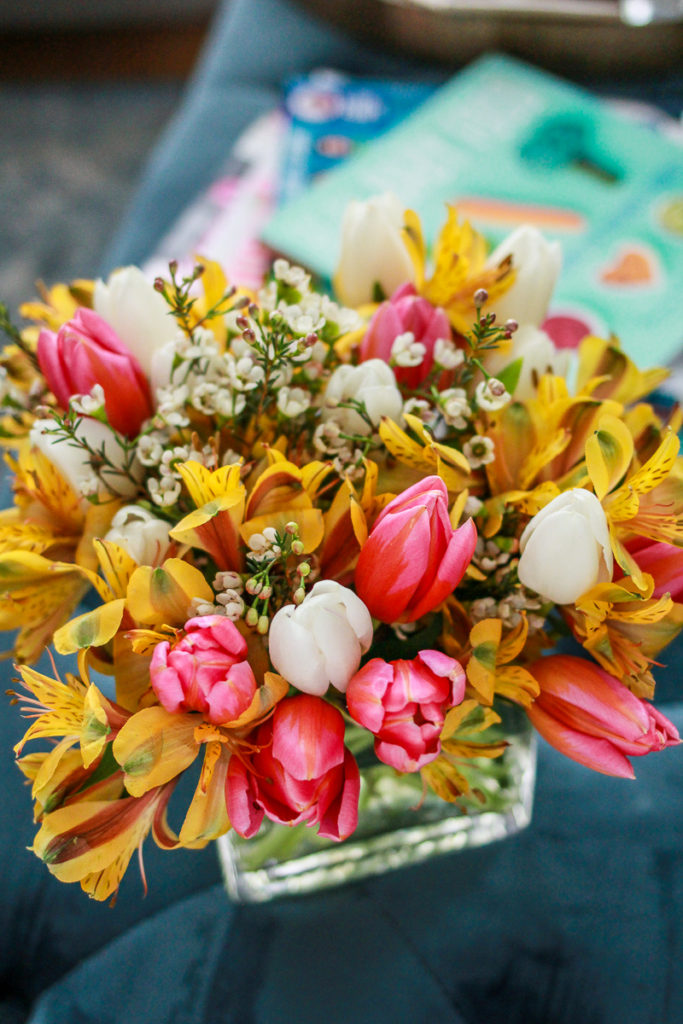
1 193 681 903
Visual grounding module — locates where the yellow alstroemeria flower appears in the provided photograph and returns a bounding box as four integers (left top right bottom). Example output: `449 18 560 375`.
0 445 118 660
420 207 514 335
565 575 681 698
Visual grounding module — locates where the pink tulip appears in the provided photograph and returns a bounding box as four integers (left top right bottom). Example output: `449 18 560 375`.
624 538 683 601
37 307 153 437
527 654 680 778
359 283 451 388
354 476 477 623
150 615 257 725
226 695 360 841
347 649 466 772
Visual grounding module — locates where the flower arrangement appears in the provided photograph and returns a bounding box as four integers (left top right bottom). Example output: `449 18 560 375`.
1 193 681 903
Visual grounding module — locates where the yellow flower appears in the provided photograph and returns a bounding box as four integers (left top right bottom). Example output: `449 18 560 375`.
0 446 117 660
420 207 514 334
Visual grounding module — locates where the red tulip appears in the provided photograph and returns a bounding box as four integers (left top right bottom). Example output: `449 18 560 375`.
347 649 466 772
624 538 683 601
37 307 153 437
354 476 477 623
359 283 451 388
226 695 360 841
527 654 680 778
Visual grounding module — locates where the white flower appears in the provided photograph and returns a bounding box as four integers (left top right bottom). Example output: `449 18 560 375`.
268 580 373 695
518 488 613 605
277 386 311 418
463 434 495 469
94 266 178 378
273 259 310 290
104 505 172 565
29 417 141 500
439 388 471 429
323 359 402 435
334 193 417 306
136 432 166 466
486 226 562 328
147 475 181 507
475 377 511 411
390 331 426 368
402 397 433 423
69 384 106 417
433 337 464 370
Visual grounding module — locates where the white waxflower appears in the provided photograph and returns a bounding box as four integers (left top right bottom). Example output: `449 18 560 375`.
402 398 433 423
104 505 172 565
94 266 178 378
439 388 471 429
268 580 373 695
136 433 166 466
273 259 310 290
475 377 511 411
390 331 426 368
69 384 106 418
518 489 613 605
147 476 182 507
434 338 464 370
277 386 311 418
323 359 402 436
334 193 417 306
463 434 495 469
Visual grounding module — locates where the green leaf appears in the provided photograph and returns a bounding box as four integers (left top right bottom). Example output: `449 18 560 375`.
496 357 523 396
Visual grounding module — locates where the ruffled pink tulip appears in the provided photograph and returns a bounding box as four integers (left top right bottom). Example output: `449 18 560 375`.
226 694 360 840
359 283 451 388
624 538 683 601
354 476 477 623
37 307 153 437
527 654 680 778
150 615 257 725
347 649 466 772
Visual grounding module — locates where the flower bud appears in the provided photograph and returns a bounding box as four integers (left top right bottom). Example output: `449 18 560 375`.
518 489 613 605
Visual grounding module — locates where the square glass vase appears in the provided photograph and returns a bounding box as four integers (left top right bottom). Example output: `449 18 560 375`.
217 699 536 903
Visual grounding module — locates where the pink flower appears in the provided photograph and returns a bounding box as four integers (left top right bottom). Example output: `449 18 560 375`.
527 654 680 778
354 476 477 623
347 649 466 772
624 538 683 601
37 307 153 437
226 694 360 840
150 615 257 725
359 283 451 388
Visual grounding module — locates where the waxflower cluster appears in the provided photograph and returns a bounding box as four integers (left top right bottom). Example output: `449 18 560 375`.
1 193 681 903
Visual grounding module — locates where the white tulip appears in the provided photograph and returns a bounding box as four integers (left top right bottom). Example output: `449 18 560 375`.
334 193 417 307
268 580 373 696
30 417 142 502
323 359 403 435
518 489 613 605
484 324 570 400
486 226 562 328
94 266 178 378
104 505 172 565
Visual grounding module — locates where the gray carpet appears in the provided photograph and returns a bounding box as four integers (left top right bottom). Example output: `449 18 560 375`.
0 81 182 320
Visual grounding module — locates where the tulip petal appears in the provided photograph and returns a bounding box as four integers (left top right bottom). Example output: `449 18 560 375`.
272 696 345 781
527 701 635 778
